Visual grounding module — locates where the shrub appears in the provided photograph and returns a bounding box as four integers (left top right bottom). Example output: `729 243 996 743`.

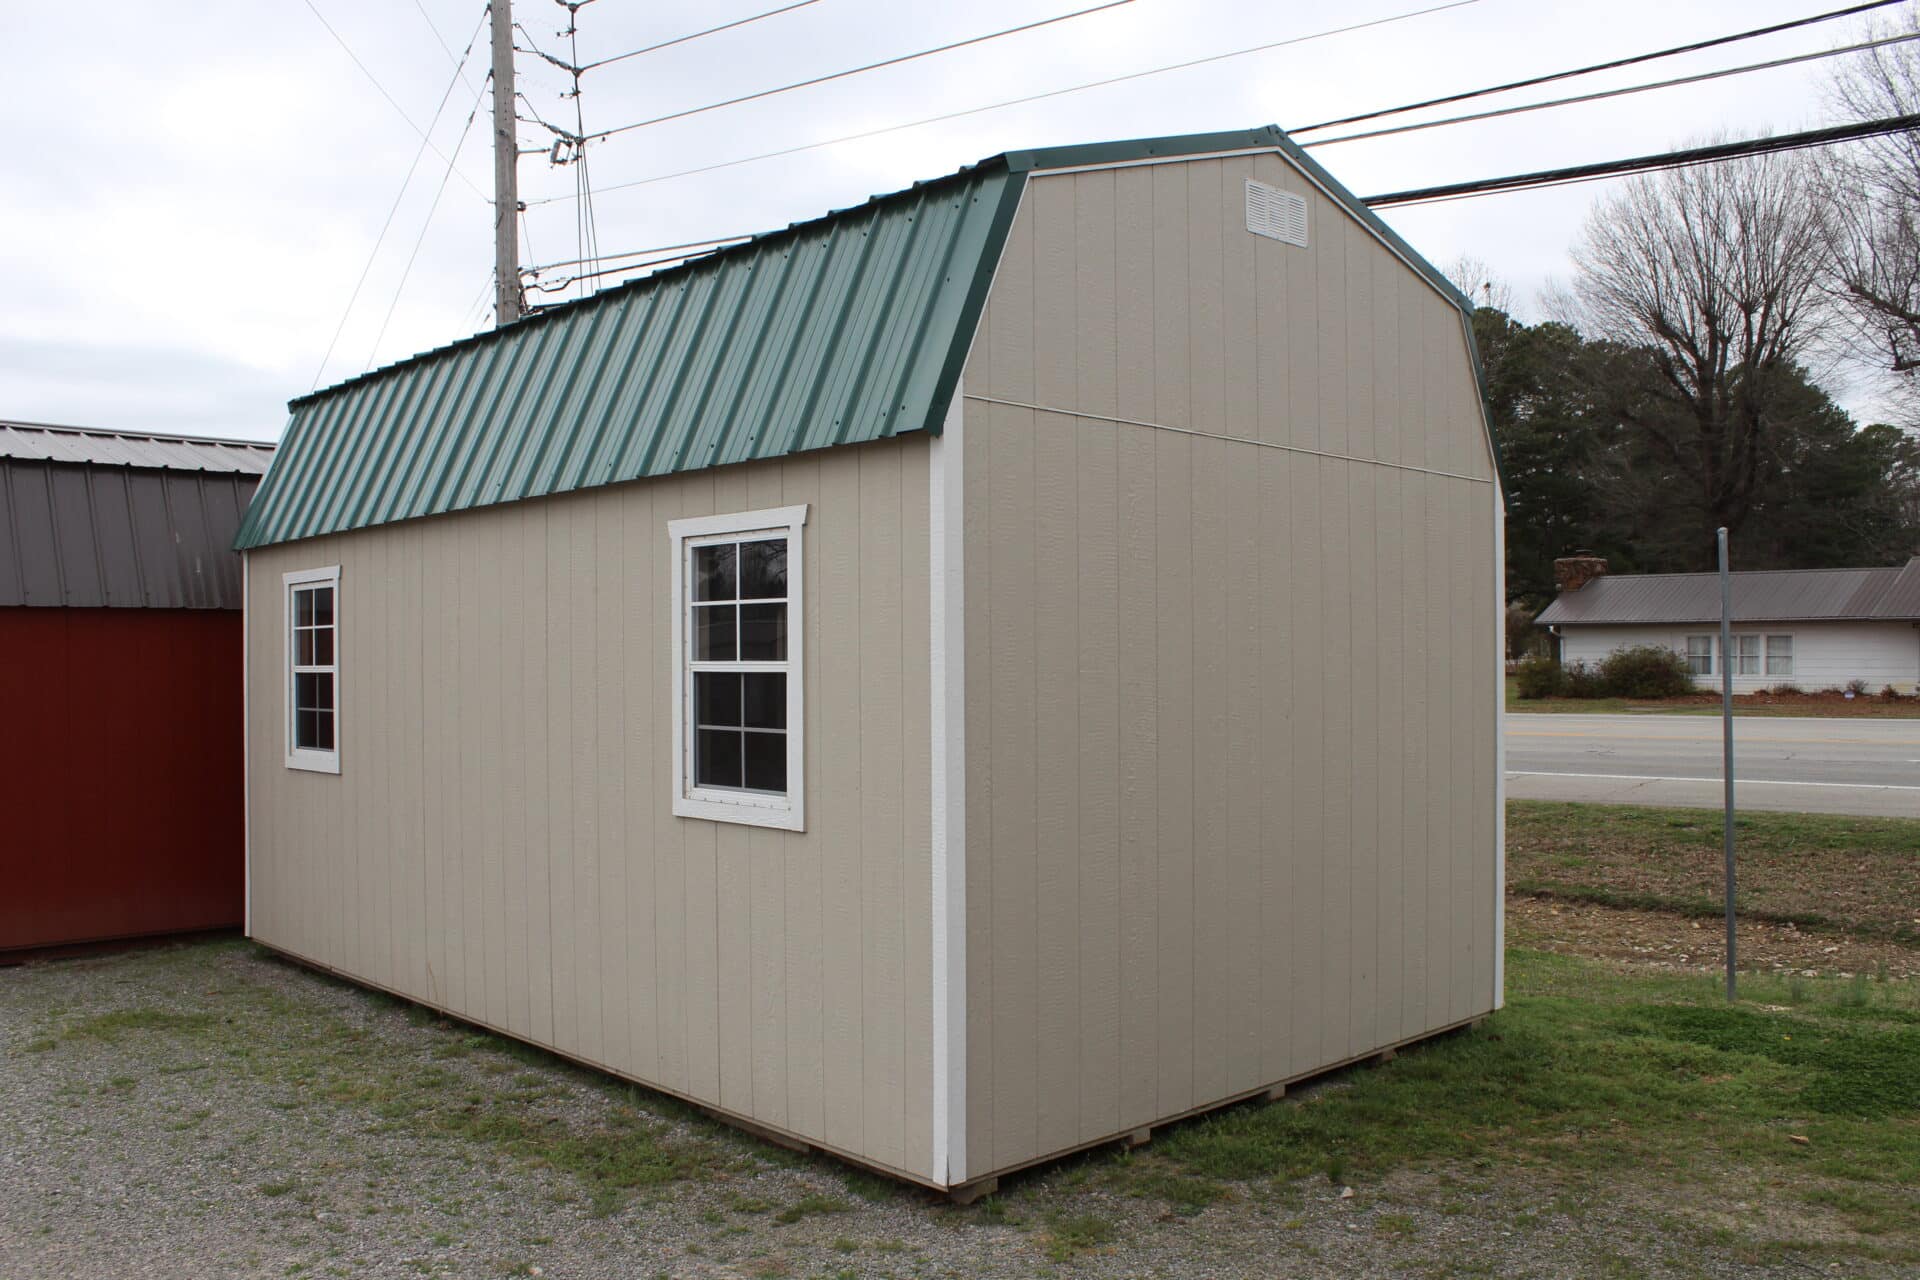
1596 645 1694 699
1513 654 1566 699
1881 685 1905 701
1845 678 1870 697
1564 661 1610 698
1767 683 1804 697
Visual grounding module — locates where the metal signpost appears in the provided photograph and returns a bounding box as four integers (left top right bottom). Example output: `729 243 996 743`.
1718 527 1737 1002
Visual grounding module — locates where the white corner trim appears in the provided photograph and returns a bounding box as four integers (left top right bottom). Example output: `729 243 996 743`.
284 565 342 775
1493 492 1507 1009
242 552 251 938
668 504 810 833
929 381 968 1186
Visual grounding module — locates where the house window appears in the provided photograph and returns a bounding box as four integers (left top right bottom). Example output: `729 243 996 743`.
1685 635 1713 676
1766 634 1794 676
1728 634 1760 676
670 505 808 830
285 566 341 774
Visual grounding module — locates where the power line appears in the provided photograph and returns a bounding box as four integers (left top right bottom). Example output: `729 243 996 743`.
524 0 1480 208
569 0 1139 144
309 5 491 391
1306 31 1920 149
298 0 489 200
367 71 494 367
523 234 755 276
579 0 821 73
1290 0 1907 134
1361 112 1920 207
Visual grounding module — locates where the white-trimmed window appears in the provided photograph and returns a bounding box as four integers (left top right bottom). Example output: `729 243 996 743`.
1727 633 1761 676
285 566 341 774
669 505 807 830
1685 635 1713 676
1765 633 1794 676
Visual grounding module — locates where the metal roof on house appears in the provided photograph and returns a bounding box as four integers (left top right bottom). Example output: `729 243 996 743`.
0 420 275 474
1537 560 1920 626
235 126 1477 551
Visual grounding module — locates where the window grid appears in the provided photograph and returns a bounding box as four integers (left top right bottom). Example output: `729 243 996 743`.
686 534 790 797
1685 635 1713 676
285 568 341 773
1765 634 1794 676
1728 633 1761 676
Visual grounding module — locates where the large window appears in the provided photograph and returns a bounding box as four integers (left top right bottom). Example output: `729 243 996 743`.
670 506 807 830
285 566 341 773
1728 633 1761 676
1685 635 1713 676
1765 634 1794 676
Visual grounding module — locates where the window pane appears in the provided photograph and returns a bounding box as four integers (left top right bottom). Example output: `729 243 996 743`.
1766 635 1793 675
295 672 323 712
742 673 786 729
696 728 742 788
739 603 787 661
296 709 320 750
311 586 334 627
693 544 737 601
740 538 787 599
744 731 786 792
296 628 315 666
313 710 335 751
295 588 315 627
694 603 737 661
696 672 742 728
313 625 334 666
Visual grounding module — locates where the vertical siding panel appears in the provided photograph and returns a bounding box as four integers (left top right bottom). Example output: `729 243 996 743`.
1400 473 1431 1040
1449 481 1477 1024
1033 410 1079 1158
1187 433 1229 1105
432 525 463 1011
988 402 1039 1169
1257 450 1293 1082
544 506 577 1051
1113 167 1155 424
1075 414 1121 1144
1423 473 1453 1029
1286 175 1322 455
1151 163 1190 431
524 504 555 1045
651 483 688 1094
622 483 660 1081
358 534 386 986
818 453 865 1154
1316 218 1350 459
1373 468 1407 1048
594 489 630 1074
1032 171 1080 1160
859 420 906 1171
1223 441 1262 1091
898 451 932 1177
1346 468 1381 1055
780 456 825 1139
459 524 488 1020
1345 221 1377 463
1373 243 1402 469
1286 459 1325 1077
1075 169 1119 420
1153 428 1194 1117
569 504 603 1063
482 514 511 1032
1320 464 1354 1062
500 513 532 1038
1471 491 1497 1013
1399 273 1429 474
680 475 721 1105
1187 161 1226 440
1115 422 1159 1128
1220 157 1258 449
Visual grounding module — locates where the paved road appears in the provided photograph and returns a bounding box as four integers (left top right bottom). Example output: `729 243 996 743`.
1506 712 1920 818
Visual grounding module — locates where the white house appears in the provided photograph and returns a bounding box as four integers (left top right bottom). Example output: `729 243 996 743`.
1537 555 1920 694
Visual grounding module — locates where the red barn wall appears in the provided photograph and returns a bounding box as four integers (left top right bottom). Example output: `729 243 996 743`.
0 607 244 953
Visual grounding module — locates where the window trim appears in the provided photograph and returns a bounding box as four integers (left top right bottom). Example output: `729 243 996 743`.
669 505 807 830
1765 632 1794 677
284 565 341 775
1727 632 1761 677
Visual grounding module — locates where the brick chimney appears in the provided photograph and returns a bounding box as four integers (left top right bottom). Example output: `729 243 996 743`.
1554 554 1609 592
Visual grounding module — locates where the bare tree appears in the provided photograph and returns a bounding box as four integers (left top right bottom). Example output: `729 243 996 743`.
1824 4 1920 417
1569 148 1833 551
1445 254 1517 316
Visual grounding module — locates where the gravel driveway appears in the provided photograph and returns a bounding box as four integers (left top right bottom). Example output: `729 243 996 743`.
0 939 1887 1279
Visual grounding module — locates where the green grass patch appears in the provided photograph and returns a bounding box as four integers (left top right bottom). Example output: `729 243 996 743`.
1123 950 1920 1247
43 1008 215 1046
1040 1210 1116 1261
773 1194 849 1224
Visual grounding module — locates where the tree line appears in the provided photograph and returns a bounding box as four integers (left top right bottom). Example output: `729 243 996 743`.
1471 9 1920 609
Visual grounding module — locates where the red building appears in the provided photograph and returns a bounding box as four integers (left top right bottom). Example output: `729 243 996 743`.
1 421 273 957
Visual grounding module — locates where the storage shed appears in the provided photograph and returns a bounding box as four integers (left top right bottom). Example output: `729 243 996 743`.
2 420 273 956
237 126 1504 1194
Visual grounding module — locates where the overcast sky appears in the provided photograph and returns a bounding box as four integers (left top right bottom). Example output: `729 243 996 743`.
1 0 1890 441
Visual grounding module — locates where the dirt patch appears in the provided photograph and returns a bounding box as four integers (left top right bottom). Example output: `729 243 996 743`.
1507 892 1920 979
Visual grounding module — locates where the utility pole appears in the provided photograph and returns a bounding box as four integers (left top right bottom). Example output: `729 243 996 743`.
490 0 522 325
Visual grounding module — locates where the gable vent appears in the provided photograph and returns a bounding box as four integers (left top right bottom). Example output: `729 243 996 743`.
1245 179 1308 247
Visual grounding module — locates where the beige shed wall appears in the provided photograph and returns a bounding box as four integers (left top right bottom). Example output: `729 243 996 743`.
245 436 936 1182
960 155 1501 1177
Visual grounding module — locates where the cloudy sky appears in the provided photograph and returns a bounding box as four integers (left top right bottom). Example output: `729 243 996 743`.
1 0 1891 441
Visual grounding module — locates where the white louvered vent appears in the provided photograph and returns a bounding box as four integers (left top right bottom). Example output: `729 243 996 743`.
1245 179 1308 247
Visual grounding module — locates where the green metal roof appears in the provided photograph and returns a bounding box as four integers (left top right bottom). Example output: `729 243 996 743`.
238 127 1480 550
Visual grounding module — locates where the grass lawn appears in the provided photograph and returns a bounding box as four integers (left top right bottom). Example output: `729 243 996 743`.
1505 674 1920 717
